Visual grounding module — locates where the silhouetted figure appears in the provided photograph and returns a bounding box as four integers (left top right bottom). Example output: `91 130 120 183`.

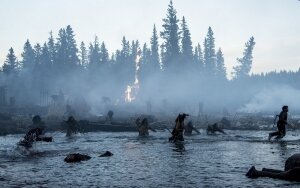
169 113 189 142
66 116 79 137
269 105 289 140
18 115 52 148
31 115 45 128
206 123 226 135
136 118 156 136
246 153 300 182
184 121 200 136
220 117 231 128
18 128 51 148
106 110 114 123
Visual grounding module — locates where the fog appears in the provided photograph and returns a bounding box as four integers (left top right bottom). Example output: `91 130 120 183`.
1 1 299 119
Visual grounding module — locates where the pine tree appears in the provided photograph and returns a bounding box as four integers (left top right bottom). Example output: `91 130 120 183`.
100 42 109 65
193 45 199 63
142 43 151 65
198 43 204 65
34 43 42 65
160 0 181 68
56 28 68 71
216 48 227 80
40 43 52 70
21 39 35 70
79 41 88 68
39 43 52 86
181 16 193 63
121 36 130 63
203 27 216 76
88 36 101 70
233 37 255 79
66 25 79 67
47 31 56 64
150 24 160 71
2 48 19 75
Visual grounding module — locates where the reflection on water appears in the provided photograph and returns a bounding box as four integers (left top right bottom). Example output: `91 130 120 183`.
0 130 300 187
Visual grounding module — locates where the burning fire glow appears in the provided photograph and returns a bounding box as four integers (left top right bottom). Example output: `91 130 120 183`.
125 50 141 103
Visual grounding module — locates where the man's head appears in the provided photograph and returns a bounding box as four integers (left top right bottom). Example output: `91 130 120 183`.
68 116 75 121
32 115 41 124
282 105 289 112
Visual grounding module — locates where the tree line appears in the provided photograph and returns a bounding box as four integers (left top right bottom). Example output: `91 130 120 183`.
1 0 299 111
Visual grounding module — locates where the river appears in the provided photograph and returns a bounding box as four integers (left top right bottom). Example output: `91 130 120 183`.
0 130 300 187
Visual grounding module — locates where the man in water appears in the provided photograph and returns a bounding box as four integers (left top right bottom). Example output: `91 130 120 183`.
206 123 226 135
18 115 52 148
184 121 200 136
66 116 79 137
169 113 189 142
268 105 289 140
136 117 156 136
246 153 300 182
106 110 114 124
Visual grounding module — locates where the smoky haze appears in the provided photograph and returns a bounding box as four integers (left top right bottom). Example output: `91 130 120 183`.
0 1 299 119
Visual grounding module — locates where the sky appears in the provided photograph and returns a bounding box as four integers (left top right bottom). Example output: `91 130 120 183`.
0 0 299 77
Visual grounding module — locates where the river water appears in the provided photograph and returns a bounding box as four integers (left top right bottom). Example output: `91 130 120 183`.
0 130 300 187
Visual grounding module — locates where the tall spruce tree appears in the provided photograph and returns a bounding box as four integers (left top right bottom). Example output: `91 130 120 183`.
100 42 109 65
121 36 130 63
150 25 160 71
34 43 42 66
47 31 56 64
88 36 101 70
181 16 193 63
40 43 52 71
21 40 35 70
160 0 181 69
233 37 255 79
38 43 52 87
56 28 68 71
216 48 227 80
203 27 216 76
79 41 88 68
198 43 204 66
65 25 79 67
3 48 19 75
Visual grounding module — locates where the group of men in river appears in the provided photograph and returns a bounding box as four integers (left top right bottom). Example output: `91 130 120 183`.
16 105 300 181
17 115 80 148
18 105 291 148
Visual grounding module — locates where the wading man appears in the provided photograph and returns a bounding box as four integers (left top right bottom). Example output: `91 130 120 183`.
268 105 289 140
169 113 189 142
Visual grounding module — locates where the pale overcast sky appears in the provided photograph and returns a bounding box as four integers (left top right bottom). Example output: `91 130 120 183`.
0 0 299 76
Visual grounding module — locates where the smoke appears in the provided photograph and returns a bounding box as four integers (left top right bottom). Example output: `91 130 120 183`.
238 85 300 113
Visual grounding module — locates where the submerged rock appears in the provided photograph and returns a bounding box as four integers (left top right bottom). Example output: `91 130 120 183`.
64 153 91 163
99 151 113 157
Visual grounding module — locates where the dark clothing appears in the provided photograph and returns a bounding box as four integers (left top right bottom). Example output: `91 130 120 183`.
269 110 288 139
184 121 200 136
247 167 300 182
169 114 188 142
246 153 300 182
24 128 43 143
66 117 79 137
18 127 52 148
207 123 225 134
